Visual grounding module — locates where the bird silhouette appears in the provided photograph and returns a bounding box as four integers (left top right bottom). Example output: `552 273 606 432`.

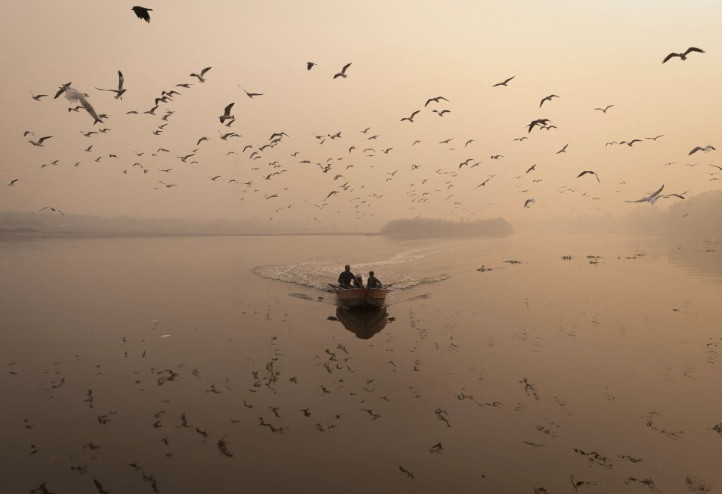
577 170 600 182
190 67 212 83
662 47 704 63
539 94 560 107
29 136 52 147
594 105 614 113
96 70 126 99
131 6 152 22
493 75 515 87
239 85 263 98
219 103 235 124
400 110 420 122
626 184 664 204
689 145 715 155
333 63 352 79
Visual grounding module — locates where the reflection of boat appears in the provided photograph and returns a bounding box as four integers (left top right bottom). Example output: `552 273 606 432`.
328 286 388 309
336 306 389 339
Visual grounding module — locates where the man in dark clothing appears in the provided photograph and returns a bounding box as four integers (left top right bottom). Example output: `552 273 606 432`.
338 265 355 288
367 271 382 289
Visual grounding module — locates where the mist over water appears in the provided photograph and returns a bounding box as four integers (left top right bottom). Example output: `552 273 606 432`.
1 232 721 493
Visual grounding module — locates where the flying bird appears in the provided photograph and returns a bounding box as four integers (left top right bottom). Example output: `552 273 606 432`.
523 198 536 208
96 70 126 99
39 207 64 216
31 93 47 101
626 184 665 204
53 82 72 99
333 63 352 79
539 94 560 107
493 76 515 87
556 143 568 154
65 86 103 124
29 136 52 147
577 170 600 182
662 47 704 63
689 145 715 155
190 67 212 83
424 96 448 106
219 103 235 124
527 119 550 133
432 109 451 117
307 62 316 70
131 6 152 22
8 179 19 186
595 105 614 113
239 85 263 98
400 110 420 123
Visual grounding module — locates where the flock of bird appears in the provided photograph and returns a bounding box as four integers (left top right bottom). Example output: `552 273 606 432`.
8 9 717 225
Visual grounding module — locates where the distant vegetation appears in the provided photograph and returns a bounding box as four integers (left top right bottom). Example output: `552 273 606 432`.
627 189 722 239
379 217 512 237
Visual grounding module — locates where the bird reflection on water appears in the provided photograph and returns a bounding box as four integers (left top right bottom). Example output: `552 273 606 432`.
334 306 389 339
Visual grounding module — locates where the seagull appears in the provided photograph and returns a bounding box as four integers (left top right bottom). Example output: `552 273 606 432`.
400 110 420 123
662 47 704 63
432 109 451 116
96 71 126 99
525 164 536 173
493 76 515 87
577 170 600 182
424 96 448 106
190 67 212 83
306 62 316 70
65 86 103 124
219 103 235 124
626 184 665 204
539 94 560 107
29 136 52 146
333 63 352 79
39 207 64 216
8 179 19 186
238 85 263 98
523 198 536 208
646 134 665 141
527 119 550 133
131 6 152 22
556 143 568 154
689 145 715 155
31 93 47 101
53 82 72 99
594 105 614 113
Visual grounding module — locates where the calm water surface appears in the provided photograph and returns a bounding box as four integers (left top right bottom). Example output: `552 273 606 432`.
1 233 721 493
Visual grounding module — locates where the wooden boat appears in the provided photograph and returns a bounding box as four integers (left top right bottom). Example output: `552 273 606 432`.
328 285 388 309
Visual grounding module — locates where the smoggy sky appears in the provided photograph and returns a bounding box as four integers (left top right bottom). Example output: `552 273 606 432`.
1 0 721 229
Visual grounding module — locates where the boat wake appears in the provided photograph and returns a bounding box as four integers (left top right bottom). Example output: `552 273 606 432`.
253 256 450 291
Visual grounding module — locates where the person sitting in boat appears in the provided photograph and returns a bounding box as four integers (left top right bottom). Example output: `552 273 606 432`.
353 275 364 288
338 264 355 288
367 271 382 289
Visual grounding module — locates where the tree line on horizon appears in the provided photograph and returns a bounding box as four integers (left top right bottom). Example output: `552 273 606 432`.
379 217 513 237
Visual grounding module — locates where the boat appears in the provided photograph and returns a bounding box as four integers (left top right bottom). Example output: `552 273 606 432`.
327 285 388 309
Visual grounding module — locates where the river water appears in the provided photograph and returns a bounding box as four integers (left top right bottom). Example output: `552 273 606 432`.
1 232 720 493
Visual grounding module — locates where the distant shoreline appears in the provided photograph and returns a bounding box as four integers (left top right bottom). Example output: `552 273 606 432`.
0 229 380 239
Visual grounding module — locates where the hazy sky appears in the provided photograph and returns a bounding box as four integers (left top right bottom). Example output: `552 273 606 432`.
1 0 721 229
